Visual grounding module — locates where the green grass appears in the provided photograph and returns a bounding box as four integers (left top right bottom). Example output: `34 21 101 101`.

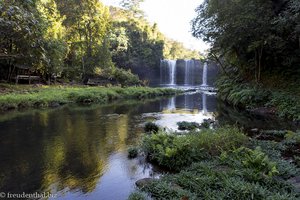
0 84 178 111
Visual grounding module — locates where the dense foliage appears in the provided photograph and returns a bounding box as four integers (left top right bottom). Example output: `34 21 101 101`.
0 0 200 84
142 127 248 171
192 0 300 83
134 128 300 199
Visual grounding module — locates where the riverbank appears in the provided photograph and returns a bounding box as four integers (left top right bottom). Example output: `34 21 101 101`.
130 127 300 199
0 84 178 111
216 76 300 121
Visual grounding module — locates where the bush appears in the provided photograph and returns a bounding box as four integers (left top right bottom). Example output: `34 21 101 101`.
216 76 271 108
141 127 248 171
285 131 300 144
112 68 141 86
220 147 279 180
144 122 159 133
177 121 201 130
128 146 139 159
140 160 298 200
127 191 148 200
200 121 210 129
217 75 300 120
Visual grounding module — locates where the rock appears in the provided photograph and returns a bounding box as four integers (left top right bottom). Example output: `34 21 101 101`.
249 107 276 117
135 178 154 188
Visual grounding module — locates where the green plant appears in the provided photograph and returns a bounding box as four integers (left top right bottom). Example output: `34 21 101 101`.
141 127 248 171
285 131 300 143
128 146 139 159
0 85 177 111
220 147 279 179
127 191 148 200
177 121 201 131
200 121 210 129
144 122 159 133
112 68 141 86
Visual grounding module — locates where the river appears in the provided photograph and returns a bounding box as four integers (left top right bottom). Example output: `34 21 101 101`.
0 89 296 200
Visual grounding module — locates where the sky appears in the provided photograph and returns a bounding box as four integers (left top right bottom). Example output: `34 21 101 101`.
101 0 209 53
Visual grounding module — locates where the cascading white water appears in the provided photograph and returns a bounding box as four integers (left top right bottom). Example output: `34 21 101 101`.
184 60 195 85
160 60 176 85
170 60 176 85
184 60 189 85
202 62 208 86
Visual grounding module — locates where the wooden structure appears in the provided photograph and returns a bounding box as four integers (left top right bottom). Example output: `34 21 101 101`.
15 75 40 84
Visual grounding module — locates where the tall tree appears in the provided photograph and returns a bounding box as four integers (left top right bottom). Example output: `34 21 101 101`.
0 0 45 80
37 0 67 82
192 0 300 82
56 0 111 81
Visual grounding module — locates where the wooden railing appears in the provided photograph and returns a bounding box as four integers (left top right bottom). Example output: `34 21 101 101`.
15 75 40 84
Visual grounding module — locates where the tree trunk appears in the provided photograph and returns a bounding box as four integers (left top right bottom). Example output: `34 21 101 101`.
258 45 263 83
255 50 258 83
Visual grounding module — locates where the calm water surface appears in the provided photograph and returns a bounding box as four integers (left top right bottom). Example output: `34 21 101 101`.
0 90 296 199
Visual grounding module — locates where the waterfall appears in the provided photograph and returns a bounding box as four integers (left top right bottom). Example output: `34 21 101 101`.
202 62 208 86
184 60 189 85
160 60 176 85
170 60 176 85
184 60 196 85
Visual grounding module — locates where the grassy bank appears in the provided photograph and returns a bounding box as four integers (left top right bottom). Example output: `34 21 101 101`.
216 76 300 121
130 127 300 200
0 84 178 111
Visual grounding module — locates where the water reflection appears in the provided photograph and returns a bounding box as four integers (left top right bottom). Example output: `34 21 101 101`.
150 92 217 131
0 91 293 199
0 103 154 199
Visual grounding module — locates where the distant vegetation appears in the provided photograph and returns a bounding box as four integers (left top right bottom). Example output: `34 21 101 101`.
0 0 201 84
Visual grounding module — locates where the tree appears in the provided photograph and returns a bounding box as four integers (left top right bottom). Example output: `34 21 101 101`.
120 0 145 18
0 0 45 81
56 0 111 81
37 0 67 83
192 0 300 83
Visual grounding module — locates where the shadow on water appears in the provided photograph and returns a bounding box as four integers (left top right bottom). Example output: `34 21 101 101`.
215 100 298 131
0 90 297 199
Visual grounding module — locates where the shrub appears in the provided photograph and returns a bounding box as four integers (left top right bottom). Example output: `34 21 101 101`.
141 160 298 200
285 131 300 144
144 122 159 133
127 191 148 200
128 146 139 159
112 68 141 86
200 121 210 129
177 121 201 130
141 127 248 170
220 147 279 179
